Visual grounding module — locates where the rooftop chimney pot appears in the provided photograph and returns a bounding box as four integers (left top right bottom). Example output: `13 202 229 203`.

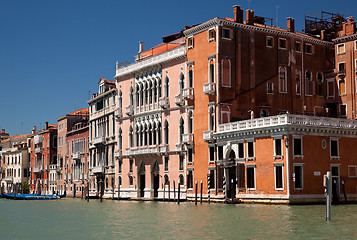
287 17 295 32
246 10 254 25
45 122 48 130
138 41 144 54
233 5 243 23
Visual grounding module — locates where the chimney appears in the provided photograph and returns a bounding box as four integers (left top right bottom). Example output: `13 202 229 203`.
346 17 356 35
138 41 144 53
233 5 243 23
32 126 36 134
45 122 48 130
321 30 325 40
246 10 254 25
287 17 295 32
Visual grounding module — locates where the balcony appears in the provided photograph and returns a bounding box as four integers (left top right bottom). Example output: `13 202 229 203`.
33 166 43 173
35 147 42 154
159 96 169 109
182 133 194 145
126 105 134 116
92 166 105 174
93 136 105 145
114 107 123 118
125 145 160 156
34 135 43 144
336 69 346 77
50 164 56 170
68 174 72 181
203 130 214 142
72 152 80 160
4 176 12 182
203 82 215 95
176 143 184 152
114 150 122 158
174 94 185 106
159 144 169 154
56 163 62 172
183 87 194 100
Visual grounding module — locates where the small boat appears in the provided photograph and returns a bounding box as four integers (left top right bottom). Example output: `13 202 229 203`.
24 194 58 200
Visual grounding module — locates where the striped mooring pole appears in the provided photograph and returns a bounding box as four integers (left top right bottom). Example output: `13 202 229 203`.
223 175 226 203
207 174 211 204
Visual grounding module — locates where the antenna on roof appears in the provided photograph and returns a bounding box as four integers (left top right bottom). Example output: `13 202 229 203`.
248 0 252 9
276 5 280 27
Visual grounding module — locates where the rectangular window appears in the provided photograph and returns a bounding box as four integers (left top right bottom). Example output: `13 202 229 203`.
340 104 347 117
164 156 169 171
119 160 122 173
247 141 254 158
296 71 301 95
339 79 346 95
266 36 274 48
208 29 216 42
294 165 303 189
187 37 194 49
337 43 345 54
222 28 231 39
275 165 283 190
237 163 245 188
293 138 302 156
187 170 193 189
267 82 274 94
218 146 223 160
129 159 133 173
246 166 255 189
278 38 287 49
355 40 357 51
274 138 282 157
209 146 215 162
330 139 339 157
296 42 301 52
238 142 244 159
305 44 312 54
327 79 335 97
179 155 184 171
188 148 193 163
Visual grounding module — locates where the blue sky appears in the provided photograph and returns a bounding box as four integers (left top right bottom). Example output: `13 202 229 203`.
1 0 356 135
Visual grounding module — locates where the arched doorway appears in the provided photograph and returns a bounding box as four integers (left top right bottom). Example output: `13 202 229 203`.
151 161 160 198
138 162 145 198
226 150 237 199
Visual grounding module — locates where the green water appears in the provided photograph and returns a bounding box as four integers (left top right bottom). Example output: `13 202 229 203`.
1 198 356 240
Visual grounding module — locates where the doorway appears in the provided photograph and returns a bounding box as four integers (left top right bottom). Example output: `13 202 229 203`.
226 150 237 199
331 166 340 205
138 162 145 198
151 161 160 198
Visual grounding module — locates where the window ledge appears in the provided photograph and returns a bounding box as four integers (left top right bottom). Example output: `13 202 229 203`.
208 161 215 164
275 188 284 191
330 156 340 160
273 155 284 160
246 157 255 162
293 155 304 158
187 162 193 165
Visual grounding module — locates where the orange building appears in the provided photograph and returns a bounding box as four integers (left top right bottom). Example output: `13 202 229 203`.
28 123 57 195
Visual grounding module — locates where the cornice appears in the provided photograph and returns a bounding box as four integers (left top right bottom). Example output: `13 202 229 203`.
87 88 117 104
333 33 357 44
184 18 333 46
115 46 186 79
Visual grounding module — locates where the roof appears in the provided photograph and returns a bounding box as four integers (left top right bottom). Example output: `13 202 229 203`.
137 38 185 60
0 134 29 143
98 77 116 85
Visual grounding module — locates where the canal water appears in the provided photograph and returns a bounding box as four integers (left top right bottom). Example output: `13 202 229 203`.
1 198 356 239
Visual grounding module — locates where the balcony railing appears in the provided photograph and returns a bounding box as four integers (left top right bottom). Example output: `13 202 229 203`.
159 144 169 154
33 166 43 173
34 147 42 154
93 136 105 145
126 105 134 116
115 107 123 118
159 96 169 109
34 135 43 144
174 94 185 106
182 133 194 145
50 164 56 170
114 150 122 158
203 130 214 142
92 166 105 174
217 114 357 133
183 87 194 100
176 143 184 152
72 152 80 160
203 82 215 95
125 145 160 156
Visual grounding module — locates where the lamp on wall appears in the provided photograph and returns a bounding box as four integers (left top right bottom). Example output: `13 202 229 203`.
284 136 289 148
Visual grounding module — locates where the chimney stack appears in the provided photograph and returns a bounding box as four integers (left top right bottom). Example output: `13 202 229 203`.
32 126 36 134
246 10 254 25
321 30 325 40
138 41 144 53
233 5 243 23
287 17 295 32
45 122 48 130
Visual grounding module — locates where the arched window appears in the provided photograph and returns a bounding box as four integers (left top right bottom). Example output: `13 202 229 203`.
153 122 157 145
129 176 133 186
118 128 122 150
179 72 185 94
164 174 169 185
153 81 157 103
209 59 215 83
317 72 324 96
305 71 313 95
144 82 149 104
260 110 268 117
179 117 184 142
164 76 170 97
279 66 287 93
188 66 193 88
158 79 162 98
135 126 140 147
149 81 153 104
129 126 133 148
158 122 162 144
118 90 122 108
135 85 140 107
295 70 301 95
140 83 144 106
188 111 193 133
129 86 133 105
179 174 184 185
106 178 109 189
118 176 122 186
209 107 215 131
111 176 114 189
164 120 169 144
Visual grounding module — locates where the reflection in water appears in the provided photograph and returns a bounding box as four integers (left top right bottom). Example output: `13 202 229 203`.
0 198 357 239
